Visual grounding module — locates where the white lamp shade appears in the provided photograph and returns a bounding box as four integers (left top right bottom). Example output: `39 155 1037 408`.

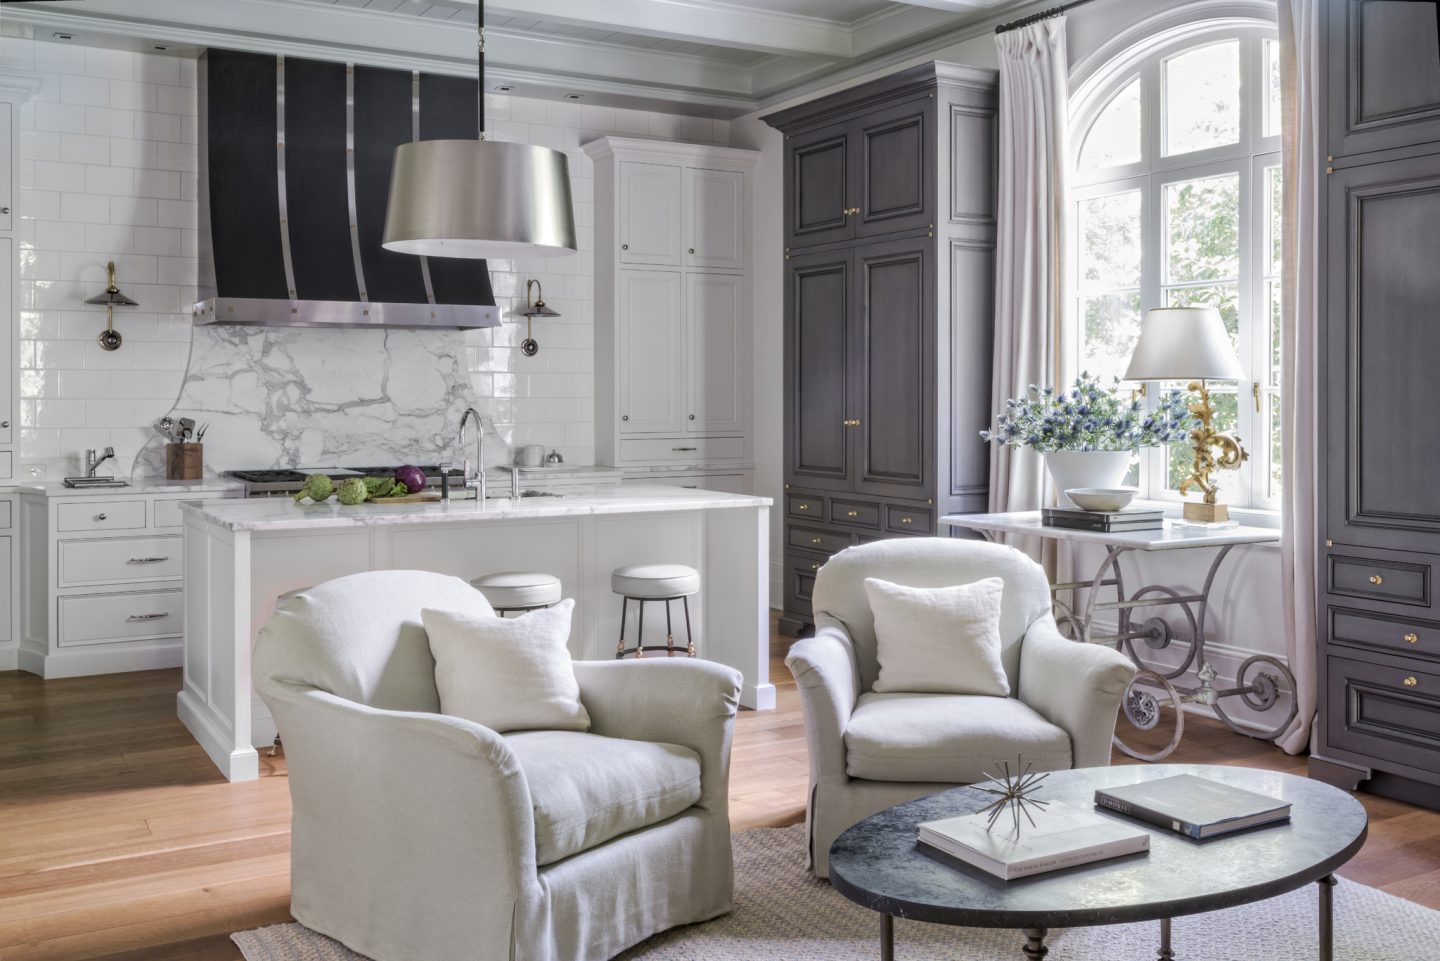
1124 307 1244 381
382 139 577 259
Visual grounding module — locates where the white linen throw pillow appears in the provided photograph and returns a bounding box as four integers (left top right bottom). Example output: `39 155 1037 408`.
423 599 591 733
864 576 1010 696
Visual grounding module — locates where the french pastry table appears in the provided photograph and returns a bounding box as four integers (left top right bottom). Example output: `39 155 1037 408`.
940 511 1285 761
828 764 1367 961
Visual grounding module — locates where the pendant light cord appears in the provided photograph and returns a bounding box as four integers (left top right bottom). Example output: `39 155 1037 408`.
477 0 486 139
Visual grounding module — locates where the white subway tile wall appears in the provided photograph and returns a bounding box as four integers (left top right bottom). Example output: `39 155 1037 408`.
1 35 731 475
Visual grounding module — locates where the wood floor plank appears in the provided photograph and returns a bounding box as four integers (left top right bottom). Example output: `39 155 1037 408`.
1 619 1436 961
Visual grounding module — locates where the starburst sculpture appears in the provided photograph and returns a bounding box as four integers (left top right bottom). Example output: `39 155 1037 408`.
975 756 1051 838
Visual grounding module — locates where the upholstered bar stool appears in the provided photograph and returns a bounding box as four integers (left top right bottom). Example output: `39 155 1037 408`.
470 571 563 616
612 563 700 658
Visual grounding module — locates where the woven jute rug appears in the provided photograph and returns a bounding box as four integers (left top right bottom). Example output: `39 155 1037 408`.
234 824 1439 960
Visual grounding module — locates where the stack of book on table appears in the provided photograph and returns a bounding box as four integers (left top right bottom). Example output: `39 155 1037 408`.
1043 506 1164 532
1093 774 1292 839
917 802 1150 880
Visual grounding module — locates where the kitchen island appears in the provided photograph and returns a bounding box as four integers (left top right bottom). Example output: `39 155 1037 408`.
178 486 772 781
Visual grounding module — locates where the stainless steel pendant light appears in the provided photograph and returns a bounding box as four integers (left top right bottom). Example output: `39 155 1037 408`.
382 0 577 260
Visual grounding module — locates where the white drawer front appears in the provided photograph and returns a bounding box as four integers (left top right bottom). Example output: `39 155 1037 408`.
57 499 146 533
635 473 751 494
58 589 183 646
0 500 11 529
619 436 745 463
59 536 182 587
154 499 184 529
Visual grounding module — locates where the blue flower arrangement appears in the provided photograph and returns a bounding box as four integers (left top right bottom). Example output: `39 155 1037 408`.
981 373 1196 453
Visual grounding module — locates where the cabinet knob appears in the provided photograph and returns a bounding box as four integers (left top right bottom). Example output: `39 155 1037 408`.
622 243 629 250
811 562 820 571
796 503 808 511
0 421 8 428
688 248 695 254
621 414 629 421
901 516 913 525
688 414 695 420
1369 574 1384 585
1403 676 1419 687
0 207 9 215
846 510 859 518
96 513 108 521
1404 632 1419 644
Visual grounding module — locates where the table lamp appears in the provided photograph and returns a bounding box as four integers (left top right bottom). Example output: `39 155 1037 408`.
1124 307 1248 524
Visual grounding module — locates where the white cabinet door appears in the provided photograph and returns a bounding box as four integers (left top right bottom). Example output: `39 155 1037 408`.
618 270 685 434
0 237 11 448
0 534 10 644
620 161 682 266
0 102 10 232
685 272 745 434
686 167 744 271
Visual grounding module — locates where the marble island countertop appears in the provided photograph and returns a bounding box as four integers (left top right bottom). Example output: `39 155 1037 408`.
18 476 246 497
181 484 772 532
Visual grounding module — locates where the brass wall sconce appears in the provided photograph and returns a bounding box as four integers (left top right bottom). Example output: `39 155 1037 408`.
84 260 139 351
516 279 560 357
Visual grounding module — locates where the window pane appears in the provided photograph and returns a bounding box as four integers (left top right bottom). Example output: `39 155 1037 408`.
1080 77 1142 171
1264 39 1282 139
1081 292 1142 383
1165 283 1240 349
1163 40 1241 156
1164 173 1240 283
1266 164 1283 276
1167 390 1239 490
1268 279 1282 386
1079 190 1142 291
1269 393 1283 499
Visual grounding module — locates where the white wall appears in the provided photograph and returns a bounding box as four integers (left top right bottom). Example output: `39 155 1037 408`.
0 32 731 478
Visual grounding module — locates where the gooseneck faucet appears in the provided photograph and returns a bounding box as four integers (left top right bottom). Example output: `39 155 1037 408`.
458 407 486 502
85 446 116 478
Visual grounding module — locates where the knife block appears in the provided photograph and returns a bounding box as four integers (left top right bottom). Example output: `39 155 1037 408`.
165 443 203 480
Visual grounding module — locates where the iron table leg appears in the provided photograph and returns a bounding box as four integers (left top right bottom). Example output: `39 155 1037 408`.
1022 927 1048 961
1319 874 1336 961
880 913 893 961
1157 916 1174 961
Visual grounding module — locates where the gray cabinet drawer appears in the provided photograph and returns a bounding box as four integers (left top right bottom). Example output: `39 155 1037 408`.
56 499 146 533
57 589 184 646
1327 655 1440 774
829 498 880 529
59 536 182 587
885 504 933 534
787 526 850 554
1329 553 1430 607
784 551 826 616
1329 607 1440 662
787 493 824 520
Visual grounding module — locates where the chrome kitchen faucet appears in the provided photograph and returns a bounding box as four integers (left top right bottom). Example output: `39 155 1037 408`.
458 408 486 502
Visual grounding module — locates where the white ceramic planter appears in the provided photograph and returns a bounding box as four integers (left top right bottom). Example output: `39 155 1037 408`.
1043 450 1134 508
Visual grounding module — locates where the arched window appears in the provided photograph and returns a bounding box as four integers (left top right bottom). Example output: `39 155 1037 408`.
1071 21 1281 510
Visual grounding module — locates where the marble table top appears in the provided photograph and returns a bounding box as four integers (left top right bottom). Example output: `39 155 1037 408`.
180 484 772 532
828 764 1367 928
940 511 1280 551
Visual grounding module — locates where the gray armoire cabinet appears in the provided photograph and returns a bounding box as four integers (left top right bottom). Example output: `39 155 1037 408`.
1312 1 1440 807
763 62 997 635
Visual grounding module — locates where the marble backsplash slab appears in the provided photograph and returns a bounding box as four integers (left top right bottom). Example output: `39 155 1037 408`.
132 324 506 475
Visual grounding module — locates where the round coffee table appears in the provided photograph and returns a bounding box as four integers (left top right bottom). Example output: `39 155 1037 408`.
828 764 1367 961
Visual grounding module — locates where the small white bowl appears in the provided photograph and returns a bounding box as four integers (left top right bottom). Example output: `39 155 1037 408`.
1065 488 1137 512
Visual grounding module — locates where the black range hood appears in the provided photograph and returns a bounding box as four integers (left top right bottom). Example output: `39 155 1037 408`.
195 49 500 330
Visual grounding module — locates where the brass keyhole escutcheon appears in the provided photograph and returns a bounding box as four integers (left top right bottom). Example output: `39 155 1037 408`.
1369 575 1384 585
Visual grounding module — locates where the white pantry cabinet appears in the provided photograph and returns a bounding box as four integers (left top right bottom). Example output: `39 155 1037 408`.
585 136 758 483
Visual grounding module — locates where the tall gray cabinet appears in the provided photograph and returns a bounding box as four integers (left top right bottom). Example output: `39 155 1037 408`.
763 62 997 635
1312 0 1440 807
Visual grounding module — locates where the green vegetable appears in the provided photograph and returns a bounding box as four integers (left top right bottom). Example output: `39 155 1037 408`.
293 474 334 503
362 476 391 496
336 477 369 506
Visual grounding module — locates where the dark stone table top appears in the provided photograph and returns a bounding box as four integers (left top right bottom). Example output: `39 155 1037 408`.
828 764 1368 928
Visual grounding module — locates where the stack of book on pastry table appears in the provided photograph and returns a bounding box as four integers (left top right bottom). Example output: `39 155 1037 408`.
1042 506 1164 532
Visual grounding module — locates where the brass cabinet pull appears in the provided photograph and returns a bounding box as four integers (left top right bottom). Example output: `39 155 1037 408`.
796 503 808 511
842 206 860 216
810 562 820 571
1404 632 1420 644
1369 574 1384 585
842 418 862 427
810 537 822 544
1403 676 1419 687
846 510 859 518
900 516 913 525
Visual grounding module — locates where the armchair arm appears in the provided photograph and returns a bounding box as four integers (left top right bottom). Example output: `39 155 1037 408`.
260 678 536 961
784 625 860 786
571 659 740 814
1018 616 1137 769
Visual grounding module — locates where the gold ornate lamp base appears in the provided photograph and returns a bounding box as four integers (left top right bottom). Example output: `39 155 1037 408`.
1178 379 1247 522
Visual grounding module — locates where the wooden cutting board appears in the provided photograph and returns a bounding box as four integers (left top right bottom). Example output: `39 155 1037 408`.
370 492 442 503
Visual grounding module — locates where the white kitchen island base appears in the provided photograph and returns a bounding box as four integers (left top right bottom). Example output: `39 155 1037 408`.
178 486 773 781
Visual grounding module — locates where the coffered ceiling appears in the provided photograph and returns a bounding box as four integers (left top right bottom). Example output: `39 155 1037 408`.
3 0 1037 115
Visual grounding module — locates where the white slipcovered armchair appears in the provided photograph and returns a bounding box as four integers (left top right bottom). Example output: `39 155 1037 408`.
253 570 741 961
786 539 1136 877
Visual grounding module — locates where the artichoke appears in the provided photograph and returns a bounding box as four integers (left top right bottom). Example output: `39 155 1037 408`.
293 474 334 503
336 477 369 506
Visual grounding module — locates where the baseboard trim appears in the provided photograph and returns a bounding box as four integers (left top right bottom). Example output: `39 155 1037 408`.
29 640 182 679
177 688 258 783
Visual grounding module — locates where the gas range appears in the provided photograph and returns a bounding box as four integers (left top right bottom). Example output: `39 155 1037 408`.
224 465 463 497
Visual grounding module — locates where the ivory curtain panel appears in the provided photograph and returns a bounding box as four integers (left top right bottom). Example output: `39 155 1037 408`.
1275 0 1322 755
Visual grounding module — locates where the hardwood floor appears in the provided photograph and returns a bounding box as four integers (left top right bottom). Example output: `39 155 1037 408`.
2 621 1437 960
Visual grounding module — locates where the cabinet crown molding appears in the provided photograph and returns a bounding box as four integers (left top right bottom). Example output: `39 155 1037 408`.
582 136 759 168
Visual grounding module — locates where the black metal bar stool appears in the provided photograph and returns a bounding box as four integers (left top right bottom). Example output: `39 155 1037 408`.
612 563 699 658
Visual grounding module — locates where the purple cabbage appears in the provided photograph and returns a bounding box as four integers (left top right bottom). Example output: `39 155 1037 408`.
394 464 426 494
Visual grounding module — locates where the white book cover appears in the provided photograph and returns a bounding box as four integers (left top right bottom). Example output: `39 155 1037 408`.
918 801 1151 880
